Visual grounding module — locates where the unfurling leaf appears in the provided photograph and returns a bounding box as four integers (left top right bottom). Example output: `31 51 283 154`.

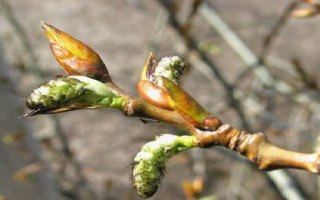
140 52 186 86
23 76 126 117
161 77 217 129
132 134 197 198
41 21 111 82
138 53 185 110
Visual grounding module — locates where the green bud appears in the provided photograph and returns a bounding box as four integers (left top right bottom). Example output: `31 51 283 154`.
132 134 197 198
24 76 126 116
154 56 186 88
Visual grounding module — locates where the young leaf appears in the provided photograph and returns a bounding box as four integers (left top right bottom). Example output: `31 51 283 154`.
161 77 214 129
138 53 185 110
41 21 110 82
140 53 186 86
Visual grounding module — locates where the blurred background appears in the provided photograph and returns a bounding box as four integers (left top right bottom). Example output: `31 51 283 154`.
1 0 320 199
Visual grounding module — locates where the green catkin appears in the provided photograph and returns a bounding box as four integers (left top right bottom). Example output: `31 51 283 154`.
132 134 197 198
154 56 186 88
25 76 125 114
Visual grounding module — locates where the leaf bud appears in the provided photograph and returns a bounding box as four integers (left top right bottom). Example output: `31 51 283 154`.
41 21 111 82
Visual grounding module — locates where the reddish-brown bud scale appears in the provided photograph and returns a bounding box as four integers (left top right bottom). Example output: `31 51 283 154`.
203 115 222 130
137 80 174 110
41 22 111 82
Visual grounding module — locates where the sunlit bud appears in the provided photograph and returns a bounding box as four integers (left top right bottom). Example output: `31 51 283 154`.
162 77 221 130
41 21 111 82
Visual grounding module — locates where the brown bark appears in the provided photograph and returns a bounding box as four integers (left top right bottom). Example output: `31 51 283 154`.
122 95 320 175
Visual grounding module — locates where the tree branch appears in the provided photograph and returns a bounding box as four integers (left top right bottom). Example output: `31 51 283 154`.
116 92 320 174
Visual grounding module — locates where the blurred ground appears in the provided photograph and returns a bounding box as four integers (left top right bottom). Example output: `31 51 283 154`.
1 0 320 200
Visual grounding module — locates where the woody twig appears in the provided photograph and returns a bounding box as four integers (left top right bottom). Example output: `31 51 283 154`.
23 22 320 198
